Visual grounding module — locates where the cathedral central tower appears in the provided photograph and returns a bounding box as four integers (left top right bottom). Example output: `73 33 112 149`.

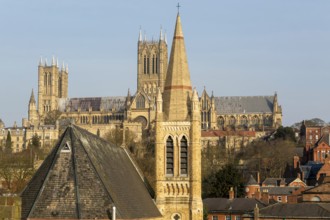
154 13 203 220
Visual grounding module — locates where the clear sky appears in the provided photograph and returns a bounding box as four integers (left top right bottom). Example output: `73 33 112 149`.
0 1 329 126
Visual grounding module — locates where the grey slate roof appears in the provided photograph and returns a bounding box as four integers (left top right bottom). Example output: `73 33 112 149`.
260 186 300 195
21 125 161 219
300 161 323 181
214 96 274 115
58 97 126 112
246 175 259 186
204 198 266 214
259 203 330 218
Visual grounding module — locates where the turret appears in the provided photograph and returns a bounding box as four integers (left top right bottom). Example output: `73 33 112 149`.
28 89 38 126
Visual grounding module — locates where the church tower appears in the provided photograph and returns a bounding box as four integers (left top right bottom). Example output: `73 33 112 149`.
154 13 203 220
37 57 68 118
137 28 168 99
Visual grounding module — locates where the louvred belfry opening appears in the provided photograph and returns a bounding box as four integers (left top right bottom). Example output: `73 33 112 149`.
166 136 174 175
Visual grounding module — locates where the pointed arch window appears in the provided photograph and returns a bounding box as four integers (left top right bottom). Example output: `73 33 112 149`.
166 136 174 175
156 55 158 74
136 95 145 109
143 55 147 74
152 55 155 74
147 56 150 74
180 136 188 175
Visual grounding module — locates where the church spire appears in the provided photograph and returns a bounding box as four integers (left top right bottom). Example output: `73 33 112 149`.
163 13 192 121
29 89 36 104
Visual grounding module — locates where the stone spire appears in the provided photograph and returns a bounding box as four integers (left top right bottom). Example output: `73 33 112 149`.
52 56 56 66
29 89 36 104
163 13 192 121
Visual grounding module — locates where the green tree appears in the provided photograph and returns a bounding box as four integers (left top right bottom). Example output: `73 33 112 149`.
44 110 61 125
5 131 12 154
274 126 296 142
202 162 244 198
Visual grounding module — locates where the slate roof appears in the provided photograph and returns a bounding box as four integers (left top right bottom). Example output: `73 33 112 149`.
246 175 259 186
300 161 323 182
259 203 330 218
214 96 274 115
58 97 126 112
204 198 266 214
260 187 300 195
21 125 161 219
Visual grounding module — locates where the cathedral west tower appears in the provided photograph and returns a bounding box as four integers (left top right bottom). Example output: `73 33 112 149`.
137 29 168 99
37 57 68 118
154 13 203 220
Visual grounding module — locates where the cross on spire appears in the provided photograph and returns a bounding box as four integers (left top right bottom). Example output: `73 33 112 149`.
176 3 181 14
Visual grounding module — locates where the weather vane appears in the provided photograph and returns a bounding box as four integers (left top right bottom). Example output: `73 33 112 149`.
177 3 181 14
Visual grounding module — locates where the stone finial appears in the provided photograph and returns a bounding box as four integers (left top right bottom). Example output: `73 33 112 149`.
56 58 59 68
164 31 167 44
138 27 142 42
62 62 65 71
39 56 43 66
65 64 69 73
52 56 56 66
44 58 48 66
160 26 163 41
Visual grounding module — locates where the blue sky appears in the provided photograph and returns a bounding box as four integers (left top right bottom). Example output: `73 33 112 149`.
0 1 329 126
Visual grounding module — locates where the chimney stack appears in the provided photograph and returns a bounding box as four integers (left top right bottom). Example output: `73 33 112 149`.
229 187 234 200
261 189 269 204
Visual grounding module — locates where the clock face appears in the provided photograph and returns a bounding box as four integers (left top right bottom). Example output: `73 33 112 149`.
245 187 250 192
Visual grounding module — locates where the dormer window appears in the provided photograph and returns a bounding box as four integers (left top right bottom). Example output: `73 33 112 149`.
61 142 71 153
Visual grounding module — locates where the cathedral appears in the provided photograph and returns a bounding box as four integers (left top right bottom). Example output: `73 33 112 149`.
1 10 282 153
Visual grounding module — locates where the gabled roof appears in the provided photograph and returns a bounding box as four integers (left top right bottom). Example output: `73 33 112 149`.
214 96 274 115
259 203 330 218
21 125 161 219
58 97 126 112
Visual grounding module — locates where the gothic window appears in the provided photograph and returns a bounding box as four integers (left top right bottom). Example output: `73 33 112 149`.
136 95 145 109
44 73 47 86
166 136 174 175
48 73 52 86
252 116 259 125
147 57 150 74
229 116 236 125
217 117 224 127
143 55 147 74
152 55 155 74
264 116 272 126
180 136 188 175
156 56 158 74
241 116 248 126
